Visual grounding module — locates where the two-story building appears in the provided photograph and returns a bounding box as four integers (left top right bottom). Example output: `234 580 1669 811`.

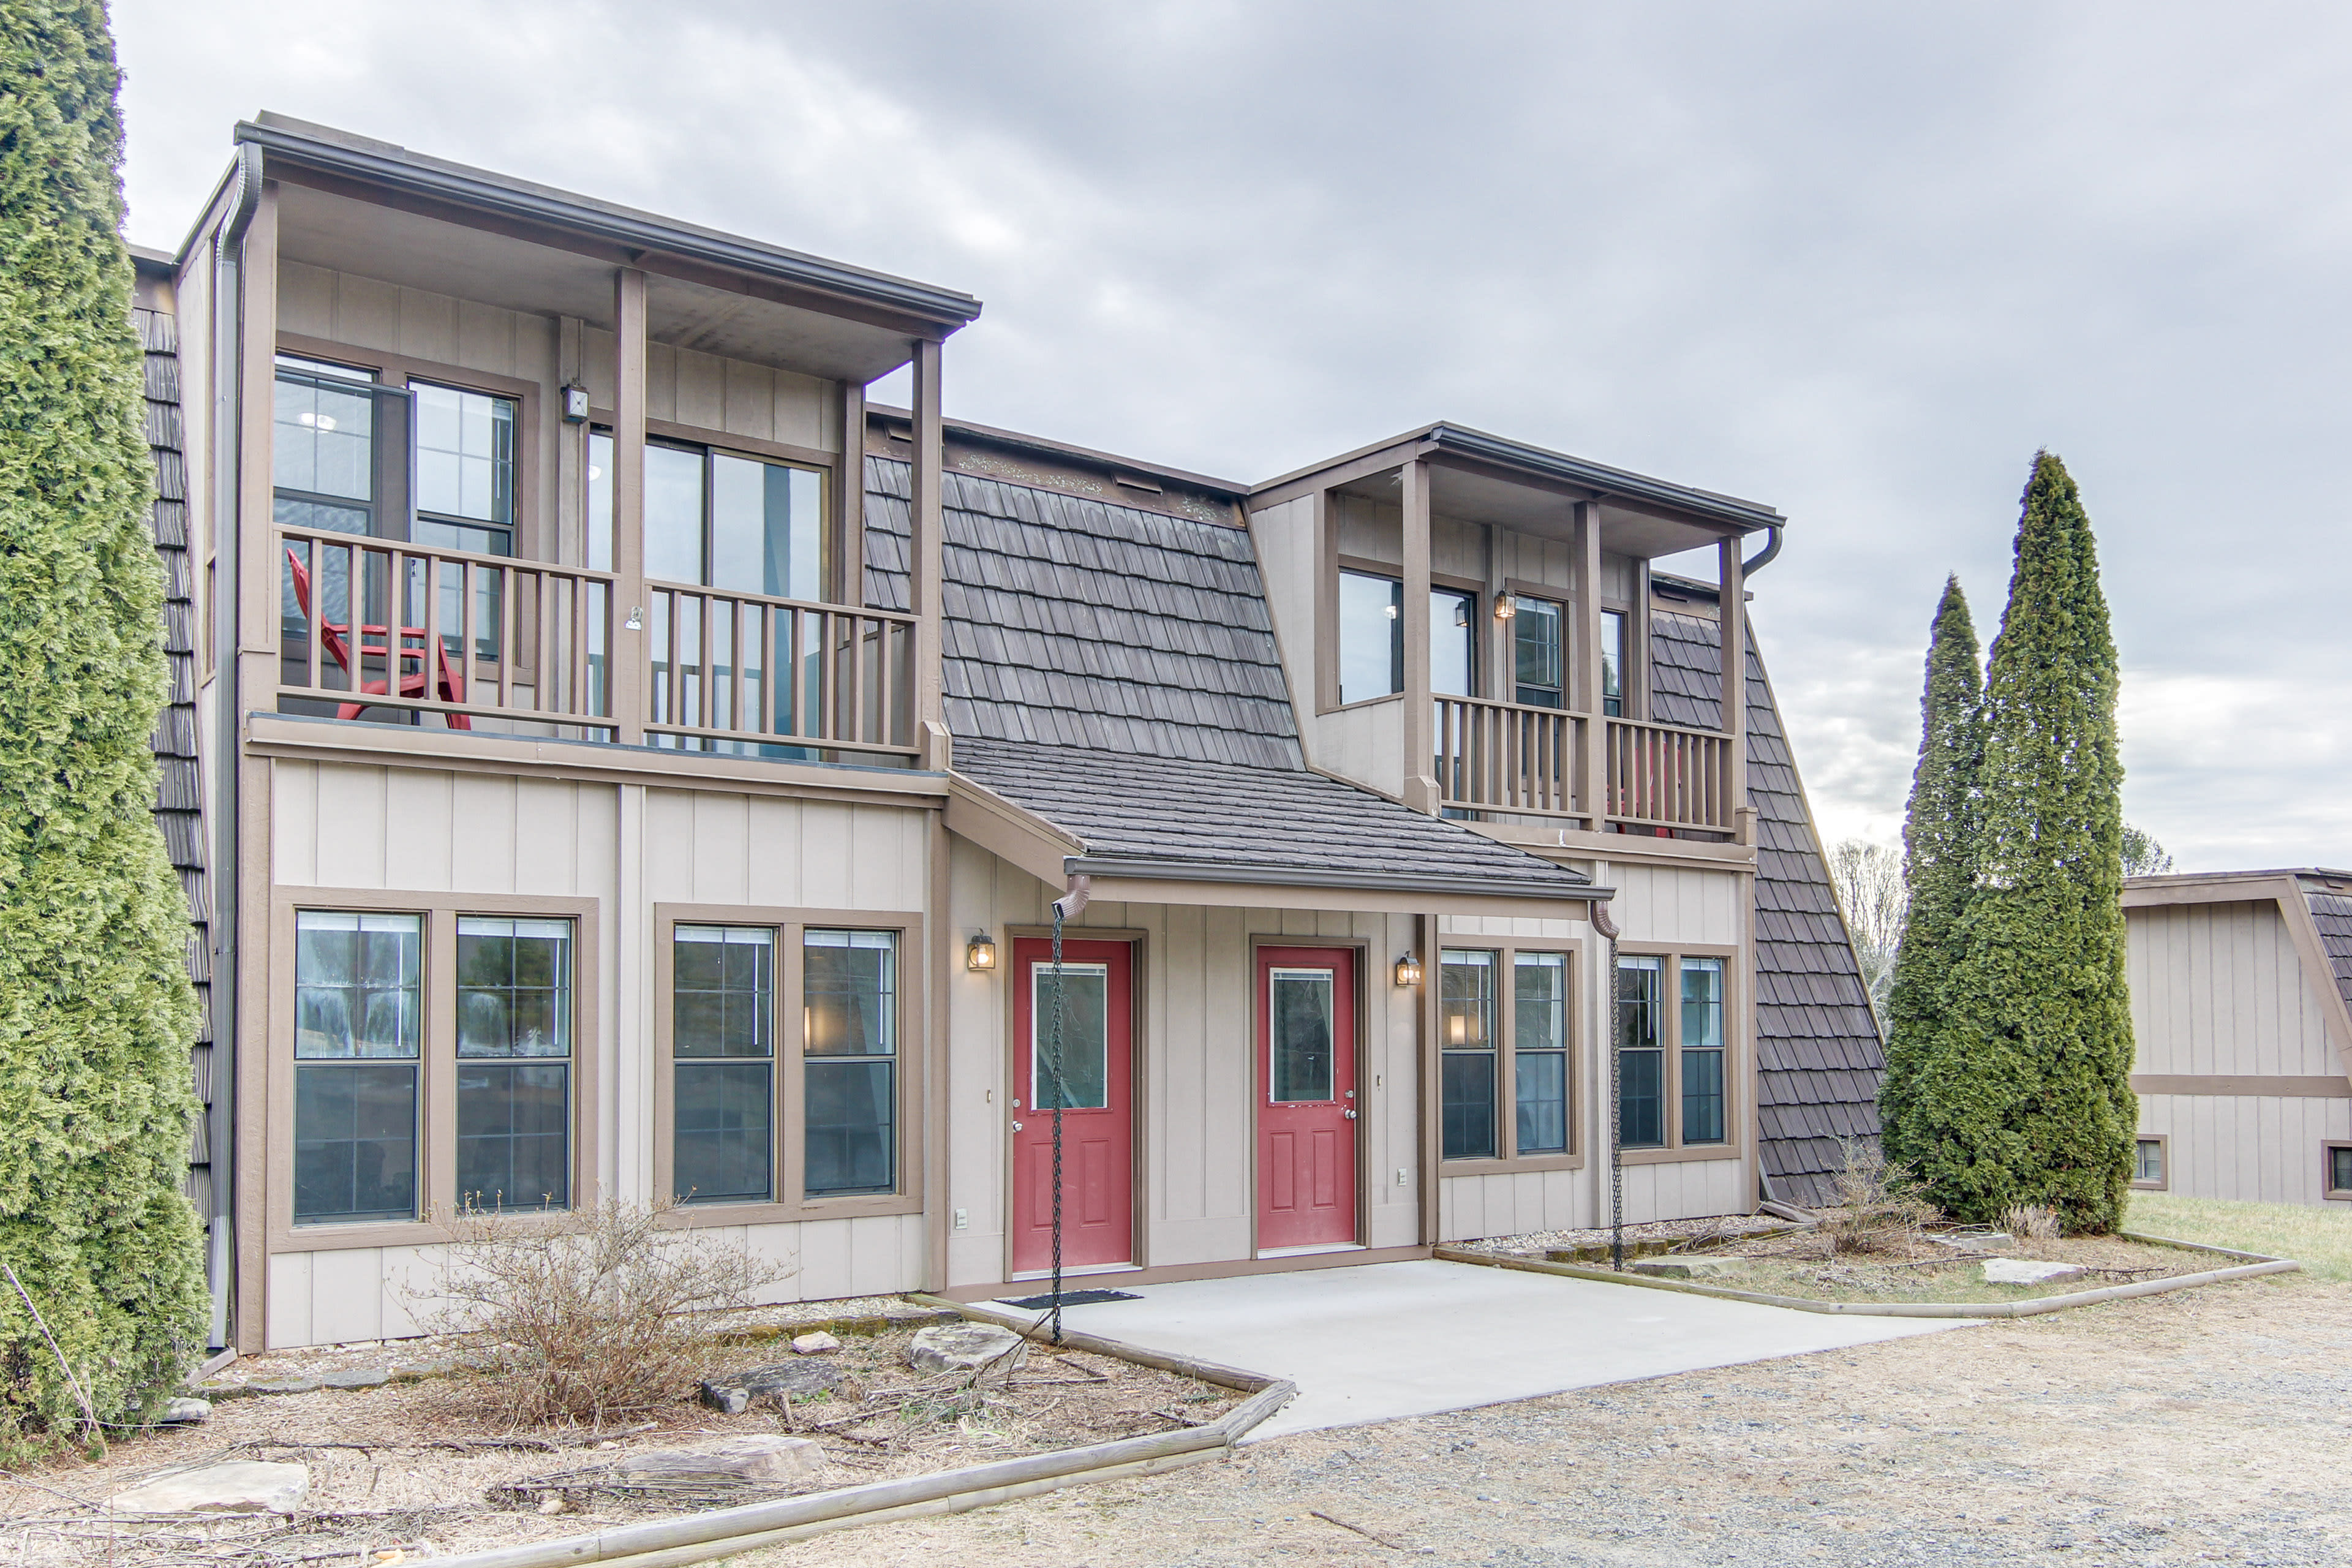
129 115 1881 1351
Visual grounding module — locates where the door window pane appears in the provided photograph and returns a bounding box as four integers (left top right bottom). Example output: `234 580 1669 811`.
1618 955 1664 1147
1513 598 1564 707
456 918 573 1208
1680 957 1725 1145
1032 962 1110 1110
1601 609 1627 717
1338 570 1403 704
1268 968 1335 1103
644 442 706 584
587 430 614 573
804 930 897 1196
1431 589 1476 698
712 453 824 600
673 926 774 1204
1514 952 1568 1155
1441 950 1496 1159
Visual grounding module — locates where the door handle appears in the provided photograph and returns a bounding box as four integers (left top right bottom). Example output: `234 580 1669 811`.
1344 1109 1358 1120
1011 1121 1023 1132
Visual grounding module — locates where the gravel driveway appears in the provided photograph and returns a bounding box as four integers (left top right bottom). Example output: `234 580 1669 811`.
747 1272 2352 1567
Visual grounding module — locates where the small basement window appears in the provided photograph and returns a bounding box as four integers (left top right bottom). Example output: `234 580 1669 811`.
2132 1136 2167 1191
2327 1142 2352 1200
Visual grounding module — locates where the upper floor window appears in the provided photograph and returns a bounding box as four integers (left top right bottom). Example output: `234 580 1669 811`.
645 442 826 601
1513 596 1564 708
412 383 518 556
1338 569 1402 704
1431 588 1476 698
273 356 517 556
1600 609 1627 717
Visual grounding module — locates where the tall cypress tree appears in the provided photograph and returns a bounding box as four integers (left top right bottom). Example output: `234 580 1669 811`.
1878 576 1983 1174
0 2 209 1449
1907 453 2136 1231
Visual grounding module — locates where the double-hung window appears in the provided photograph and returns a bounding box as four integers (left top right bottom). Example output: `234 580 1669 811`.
1513 596 1565 708
1616 952 1732 1152
1441 945 1578 1164
666 916 908 1210
292 904 583 1227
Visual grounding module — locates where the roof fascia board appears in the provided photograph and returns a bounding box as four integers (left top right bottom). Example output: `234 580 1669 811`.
2122 873 2307 909
237 119 981 335
1063 854 1601 903
1422 424 1782 533
1250 433 1437 511
944 774 1085 886
1071 875 1605 921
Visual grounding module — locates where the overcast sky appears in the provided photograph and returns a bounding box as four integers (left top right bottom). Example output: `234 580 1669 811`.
111 2 2352 871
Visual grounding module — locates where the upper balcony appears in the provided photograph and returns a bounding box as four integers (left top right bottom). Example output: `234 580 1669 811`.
1246 424 1782 840
203 115 979 769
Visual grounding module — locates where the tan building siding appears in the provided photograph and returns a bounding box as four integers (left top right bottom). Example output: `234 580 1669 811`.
2135 1093 2351 1206
2128 899 2341 1079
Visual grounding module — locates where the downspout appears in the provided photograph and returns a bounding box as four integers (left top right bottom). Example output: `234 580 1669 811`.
1591 898 1623 1271
1740 523 1782 578
206 142 265 1351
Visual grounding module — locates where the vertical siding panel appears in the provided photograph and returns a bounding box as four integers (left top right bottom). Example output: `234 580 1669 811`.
723 359 775 442
744 796 805 907
848 805 903 910
314 764 388 888
278 260 334 338
447 772 518 895
690 793 751 905
383 770 455 892
1206 906 1250 1226
1161 903 1208 1226
398 287 460 364
512 780 580 897
645 344 678 425
454 299 515 377
643 790 697 905
334 273 401 351
275 760 321 886
799 802 854 909
266 1252 314 1349
674 349 726 432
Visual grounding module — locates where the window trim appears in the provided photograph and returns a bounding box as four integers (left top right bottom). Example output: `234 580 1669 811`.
1613 943 1743 1164
1502 584 1570 709
263 887 600 1254
652 903 925 1225
2131 1133 2170 1192
1436 938 1585 1175
2323 1140 2352 1202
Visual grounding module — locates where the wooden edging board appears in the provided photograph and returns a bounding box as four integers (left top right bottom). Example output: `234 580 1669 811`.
1433 1234 2300 1319
428 1298 1295 1568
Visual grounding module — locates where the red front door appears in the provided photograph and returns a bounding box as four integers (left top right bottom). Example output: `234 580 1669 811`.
1012 938 1134 1275
1256 946 1359 1251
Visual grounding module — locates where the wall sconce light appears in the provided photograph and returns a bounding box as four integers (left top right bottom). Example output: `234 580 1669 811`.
1394 953 1423 987
966 933 999 973
560 382 590 424
1493 590 1518 621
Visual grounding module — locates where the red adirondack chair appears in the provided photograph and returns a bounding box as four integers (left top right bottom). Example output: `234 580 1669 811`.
284 546 472 729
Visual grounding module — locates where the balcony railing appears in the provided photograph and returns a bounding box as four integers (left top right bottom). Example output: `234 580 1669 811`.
275 527 917 761
1434 696 1584 820
1605 717 1735 832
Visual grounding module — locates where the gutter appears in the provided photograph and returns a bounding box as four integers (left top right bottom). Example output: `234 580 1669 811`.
1423 424 1785 534
1063 854 1611 903
205 141 265 1351
233 117 981 330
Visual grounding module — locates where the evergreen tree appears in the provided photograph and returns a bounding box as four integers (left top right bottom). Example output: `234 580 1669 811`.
0 2 209 1450
1907 453 2136 1232
1878 576 1983 1174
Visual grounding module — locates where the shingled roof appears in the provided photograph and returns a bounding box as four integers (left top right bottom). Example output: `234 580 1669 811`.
2299 880 2352 1022
865 456 1592 900
1650 598 1887 1209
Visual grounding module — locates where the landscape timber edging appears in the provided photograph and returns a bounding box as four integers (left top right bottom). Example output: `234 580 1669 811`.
425 1299 1295 1568
1433 1238 2301 1319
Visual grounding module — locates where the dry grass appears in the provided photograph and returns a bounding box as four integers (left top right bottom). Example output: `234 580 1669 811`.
1817 1139 1937 1256
2127 1191 2352 1281
2002 1202 2062 1241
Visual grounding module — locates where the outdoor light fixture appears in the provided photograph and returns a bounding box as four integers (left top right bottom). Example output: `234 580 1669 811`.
1394 953 1422 987
1493 590 1518 620
561 382 590 423
966 933 999 973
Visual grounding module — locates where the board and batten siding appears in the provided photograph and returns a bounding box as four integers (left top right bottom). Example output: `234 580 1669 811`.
2126 897 2352 1205
265 760 932 1347
944 839 1420 1289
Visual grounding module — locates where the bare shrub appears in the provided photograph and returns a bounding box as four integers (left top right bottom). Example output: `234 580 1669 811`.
2002 1202 2062 1243
1819 1139 1939 1256
415 1195 790 1427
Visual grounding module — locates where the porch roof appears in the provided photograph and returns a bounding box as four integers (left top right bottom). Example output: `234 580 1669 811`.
954 737 1599 903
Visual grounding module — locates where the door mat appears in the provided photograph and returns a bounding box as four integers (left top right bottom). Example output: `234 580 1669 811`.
998 1289 1144 1310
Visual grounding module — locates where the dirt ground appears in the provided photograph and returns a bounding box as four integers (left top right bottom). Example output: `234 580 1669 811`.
744 1272 2352 1568
0 1326 1238 1567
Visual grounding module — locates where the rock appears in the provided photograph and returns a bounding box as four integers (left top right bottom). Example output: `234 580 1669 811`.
700 1359 855 1414
244 1377 322 1397
1982 1257 2084 1286
907 1322 1028 1376
112 1461 310 1514
1629 1259 1732 1280
617 1436 827 1485
159 1397 212 1425
322 1366 391 1390
790 1330 841 1355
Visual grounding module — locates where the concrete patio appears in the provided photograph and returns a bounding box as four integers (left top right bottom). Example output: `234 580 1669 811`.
1020 1258 1973 1441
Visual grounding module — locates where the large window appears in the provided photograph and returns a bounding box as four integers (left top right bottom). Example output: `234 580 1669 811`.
1618 952 1732 1152
1338 570 1403 704
644 441 826 600
273 356 516 553
1431 588 1477 698
1442 944 1578 1165
413 382 518 557
294 911 423 1223
455 917 573 1208
666 918 905 1210
1513 596 1564 708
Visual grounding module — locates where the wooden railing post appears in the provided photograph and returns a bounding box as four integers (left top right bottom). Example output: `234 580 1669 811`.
611 268 648 745
1573 500 1605 827
1717 533 1748 832
911 339 948 771
1401 460 1436 813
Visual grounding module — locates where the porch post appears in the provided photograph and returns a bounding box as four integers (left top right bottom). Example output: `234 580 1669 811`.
1573 499 1607 829
1400 460 1436 813
839 379 867 608
611 268 648 746
911 339 949 769
1717 534 1750 844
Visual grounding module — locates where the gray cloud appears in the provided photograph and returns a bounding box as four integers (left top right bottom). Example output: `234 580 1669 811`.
113 0 2352 869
